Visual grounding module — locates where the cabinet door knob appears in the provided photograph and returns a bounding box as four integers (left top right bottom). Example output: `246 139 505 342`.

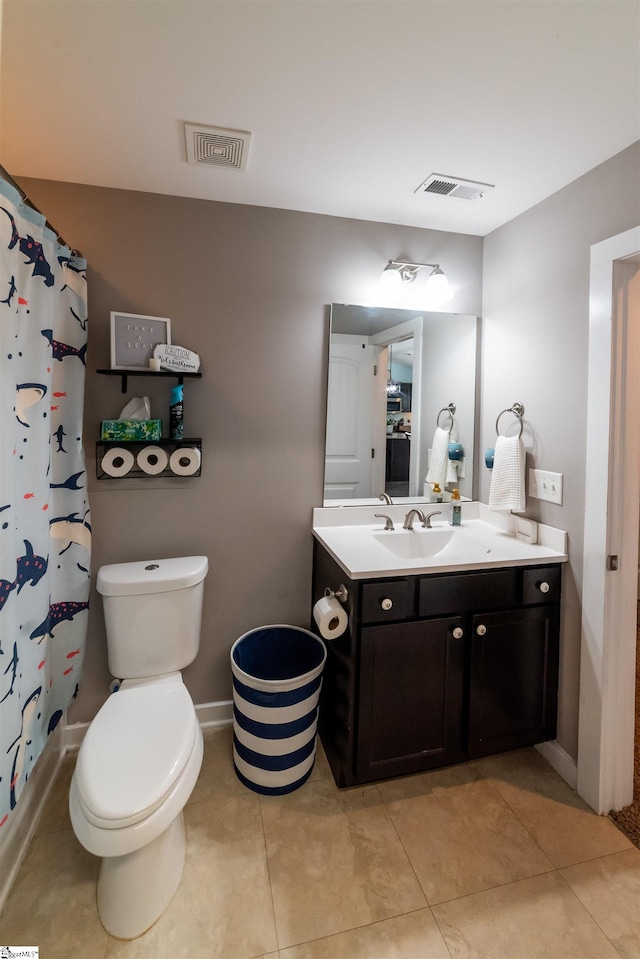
538 581 550 593
476 624 487 636
452 626 464 639
380 597 393 611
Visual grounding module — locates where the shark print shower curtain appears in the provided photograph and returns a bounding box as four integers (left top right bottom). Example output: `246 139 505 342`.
0 176 90 826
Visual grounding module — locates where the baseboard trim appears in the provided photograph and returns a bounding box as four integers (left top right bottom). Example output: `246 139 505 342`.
196 698 234 730
535 739 578 791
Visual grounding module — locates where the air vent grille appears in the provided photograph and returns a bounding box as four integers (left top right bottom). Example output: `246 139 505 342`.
415 174 494 201
184 123 251 172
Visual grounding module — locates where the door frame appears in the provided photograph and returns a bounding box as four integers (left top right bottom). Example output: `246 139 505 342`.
578 226 640 814
372 315 423 496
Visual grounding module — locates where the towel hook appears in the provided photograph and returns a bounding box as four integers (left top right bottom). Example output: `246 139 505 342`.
436 402 456 432
495 402 524 438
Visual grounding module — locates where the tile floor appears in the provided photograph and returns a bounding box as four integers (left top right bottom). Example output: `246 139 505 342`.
1 728 639 959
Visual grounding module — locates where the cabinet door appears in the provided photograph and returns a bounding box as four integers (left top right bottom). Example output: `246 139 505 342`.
356 617 465 782
468 606 559 758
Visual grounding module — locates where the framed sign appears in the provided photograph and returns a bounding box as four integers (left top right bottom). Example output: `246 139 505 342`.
110 312 172 371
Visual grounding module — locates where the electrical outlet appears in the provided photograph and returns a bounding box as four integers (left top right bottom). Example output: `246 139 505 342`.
529 468 563 505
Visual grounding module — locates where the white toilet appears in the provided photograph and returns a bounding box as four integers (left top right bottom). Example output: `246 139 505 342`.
69 555 208 940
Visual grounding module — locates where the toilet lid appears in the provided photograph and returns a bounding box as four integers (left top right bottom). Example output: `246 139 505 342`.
76 681 198 827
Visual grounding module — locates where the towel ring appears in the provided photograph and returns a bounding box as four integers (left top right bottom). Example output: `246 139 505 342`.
495 402 524 438
437 402 456 432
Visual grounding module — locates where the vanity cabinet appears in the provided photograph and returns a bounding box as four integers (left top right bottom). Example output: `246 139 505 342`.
358 616 466 782
311 541 561 788
468 605 557 758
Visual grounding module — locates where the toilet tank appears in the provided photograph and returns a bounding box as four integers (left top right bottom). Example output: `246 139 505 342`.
96 556 208 679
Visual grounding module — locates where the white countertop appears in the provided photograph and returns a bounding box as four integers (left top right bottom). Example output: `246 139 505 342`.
312 502 567 580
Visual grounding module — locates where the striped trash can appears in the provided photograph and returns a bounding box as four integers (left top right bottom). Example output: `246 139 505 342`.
231 625 327 795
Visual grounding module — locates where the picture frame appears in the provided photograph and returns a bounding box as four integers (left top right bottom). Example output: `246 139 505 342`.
110 312 172 371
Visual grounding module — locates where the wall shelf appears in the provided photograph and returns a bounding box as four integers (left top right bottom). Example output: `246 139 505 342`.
97 368 202 393
96 439 202 479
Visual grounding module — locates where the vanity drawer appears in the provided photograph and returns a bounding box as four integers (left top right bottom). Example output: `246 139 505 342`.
522 565 562 605
361 579 413 624
419 569 519 617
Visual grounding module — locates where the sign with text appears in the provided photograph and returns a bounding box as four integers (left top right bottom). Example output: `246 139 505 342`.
110 312 171 370
154 344 200 374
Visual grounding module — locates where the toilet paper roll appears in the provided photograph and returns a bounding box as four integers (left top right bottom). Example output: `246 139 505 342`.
313 595 348 640
137 445 169 475
101 446 135 478
169 447 201 476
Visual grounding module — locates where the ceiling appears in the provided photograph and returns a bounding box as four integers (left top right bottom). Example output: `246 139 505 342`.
1 0 639 237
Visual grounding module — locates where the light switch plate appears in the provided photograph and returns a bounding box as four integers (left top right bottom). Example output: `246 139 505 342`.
529 468 563 505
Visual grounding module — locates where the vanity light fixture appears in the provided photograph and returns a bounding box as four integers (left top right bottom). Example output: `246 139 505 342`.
380 259 452 301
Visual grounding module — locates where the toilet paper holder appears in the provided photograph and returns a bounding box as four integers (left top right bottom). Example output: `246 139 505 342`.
324 584 349 604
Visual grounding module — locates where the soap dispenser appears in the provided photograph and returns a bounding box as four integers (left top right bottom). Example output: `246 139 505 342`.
431 483 443 503
449 488 462 526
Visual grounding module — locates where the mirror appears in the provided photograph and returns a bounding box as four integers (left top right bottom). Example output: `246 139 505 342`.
324 304 479 505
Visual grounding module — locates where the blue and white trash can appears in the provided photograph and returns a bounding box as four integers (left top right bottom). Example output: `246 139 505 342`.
230 625 327 795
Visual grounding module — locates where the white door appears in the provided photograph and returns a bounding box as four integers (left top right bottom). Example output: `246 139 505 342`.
324 335 377 500
579 227 640 814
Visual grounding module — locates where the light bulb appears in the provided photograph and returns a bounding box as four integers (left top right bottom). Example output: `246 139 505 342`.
426 267 452 302
380 262 402 290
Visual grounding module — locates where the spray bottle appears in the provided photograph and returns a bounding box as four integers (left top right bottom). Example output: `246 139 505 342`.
170 384 184 439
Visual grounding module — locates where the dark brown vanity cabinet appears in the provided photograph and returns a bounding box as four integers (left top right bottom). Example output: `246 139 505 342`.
467 605 558 759
311 540 561 788
357 616 466 782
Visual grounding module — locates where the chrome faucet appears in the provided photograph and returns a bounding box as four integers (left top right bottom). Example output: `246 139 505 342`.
403 508 442 530
403 508 426 530
423 510 442 528
374 513 394 530
378 492 393 505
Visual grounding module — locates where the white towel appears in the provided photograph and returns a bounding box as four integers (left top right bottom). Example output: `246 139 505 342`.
426 424 460 487
488 434 526 512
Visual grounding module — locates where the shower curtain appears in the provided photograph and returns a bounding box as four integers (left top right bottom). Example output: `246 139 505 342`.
0 176 89 826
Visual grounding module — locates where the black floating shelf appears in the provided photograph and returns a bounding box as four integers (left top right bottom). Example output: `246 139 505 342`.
97 368 202 393
96 439 202 480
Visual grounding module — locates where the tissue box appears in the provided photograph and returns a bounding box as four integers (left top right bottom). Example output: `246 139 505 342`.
100 419 162 441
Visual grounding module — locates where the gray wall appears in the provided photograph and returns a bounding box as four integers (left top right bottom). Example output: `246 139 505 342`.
481 141 640 759
21 140 640 755
19 178 483 723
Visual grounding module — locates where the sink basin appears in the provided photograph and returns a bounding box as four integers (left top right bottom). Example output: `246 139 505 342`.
373 528 455 558
313 506 568 579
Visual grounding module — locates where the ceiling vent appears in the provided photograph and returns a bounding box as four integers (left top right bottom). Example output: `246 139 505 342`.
184 123 251 172
414 174 494 201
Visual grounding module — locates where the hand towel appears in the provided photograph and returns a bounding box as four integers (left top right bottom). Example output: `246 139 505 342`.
488 434 526 512
426 423 460 487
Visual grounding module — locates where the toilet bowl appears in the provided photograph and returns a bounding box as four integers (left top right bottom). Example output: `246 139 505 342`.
69 555 208 940
69 673 203 939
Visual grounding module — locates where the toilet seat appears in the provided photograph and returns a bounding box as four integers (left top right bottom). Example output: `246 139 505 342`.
75 677 198 829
